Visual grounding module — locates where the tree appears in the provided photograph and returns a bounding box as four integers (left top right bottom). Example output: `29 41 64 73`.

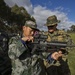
70 25 75 32
0 0 36 33
0 0 11 22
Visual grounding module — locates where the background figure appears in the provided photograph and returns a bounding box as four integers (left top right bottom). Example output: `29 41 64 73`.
0 32 12 75
44 15 71 75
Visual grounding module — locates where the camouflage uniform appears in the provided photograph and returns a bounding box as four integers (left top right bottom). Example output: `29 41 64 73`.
43 15 71 75
8 21 42 75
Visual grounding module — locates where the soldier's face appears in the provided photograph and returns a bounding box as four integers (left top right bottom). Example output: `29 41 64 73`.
48 24 57 33
23 26 35 36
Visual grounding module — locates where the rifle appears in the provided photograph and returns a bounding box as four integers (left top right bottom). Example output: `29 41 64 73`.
31 32 75 54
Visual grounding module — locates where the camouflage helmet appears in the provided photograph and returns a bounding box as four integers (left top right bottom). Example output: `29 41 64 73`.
45 15 60 26
25 20 39 30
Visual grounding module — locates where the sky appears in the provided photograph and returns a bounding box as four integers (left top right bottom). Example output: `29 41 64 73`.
4 0 75 31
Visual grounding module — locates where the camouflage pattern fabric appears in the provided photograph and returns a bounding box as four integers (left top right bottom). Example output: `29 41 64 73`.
45 15 60 26
8 36 41 75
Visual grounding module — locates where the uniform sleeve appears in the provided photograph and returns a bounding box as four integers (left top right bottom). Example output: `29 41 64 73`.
8 43 17 60
8 38 25 75
8 37 23 59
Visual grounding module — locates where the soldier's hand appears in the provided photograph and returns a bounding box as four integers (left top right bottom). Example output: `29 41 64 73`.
51 51 62 60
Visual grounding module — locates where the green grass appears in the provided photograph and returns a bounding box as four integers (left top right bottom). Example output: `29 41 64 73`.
69 33 75 41
68 33 75 75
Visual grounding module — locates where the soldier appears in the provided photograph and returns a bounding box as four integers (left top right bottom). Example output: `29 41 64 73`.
44 15 71 75
8 20 42 75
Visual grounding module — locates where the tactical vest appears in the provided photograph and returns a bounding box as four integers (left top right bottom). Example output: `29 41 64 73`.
44 30 67 42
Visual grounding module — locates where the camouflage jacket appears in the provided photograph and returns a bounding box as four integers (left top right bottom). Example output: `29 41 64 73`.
45 30 68 42
8 36 41 75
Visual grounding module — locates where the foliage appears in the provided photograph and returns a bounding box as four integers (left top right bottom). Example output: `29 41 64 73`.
0 0 36 33
67 25 75 33
70 25 75 32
